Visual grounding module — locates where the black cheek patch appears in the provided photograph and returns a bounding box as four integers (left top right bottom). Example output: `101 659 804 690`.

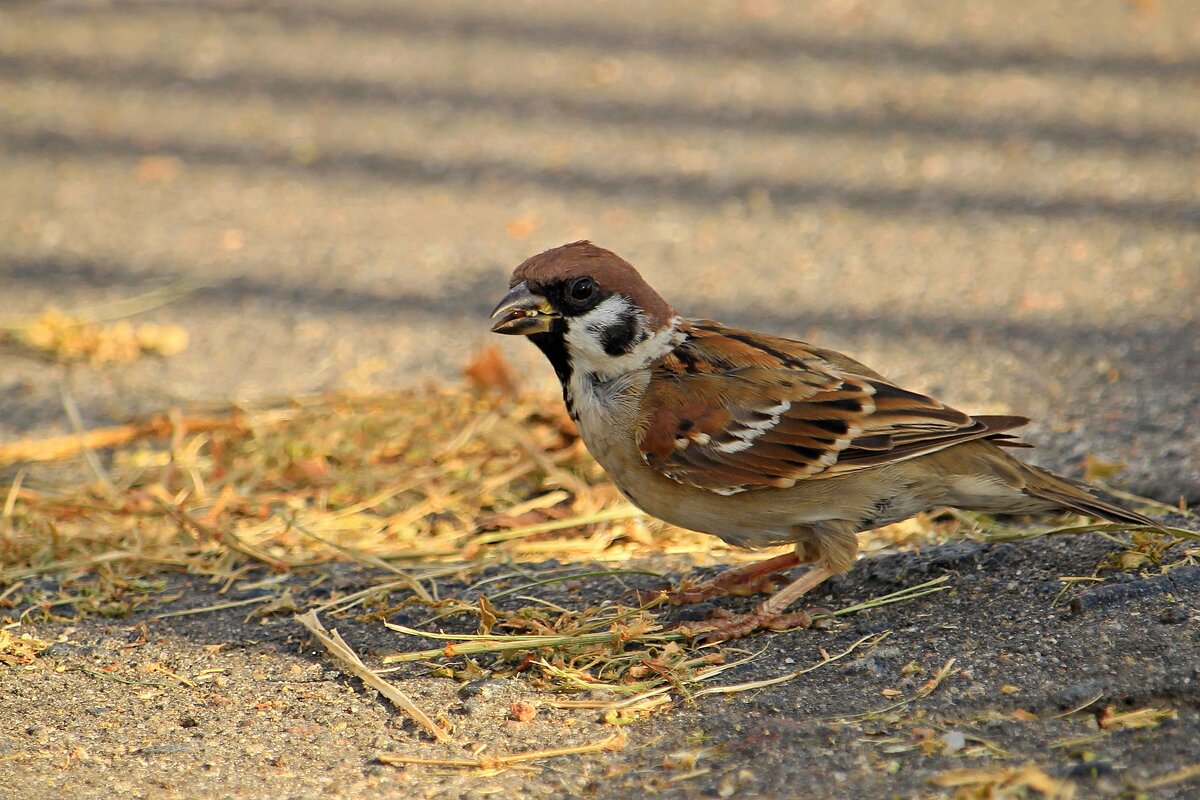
599 309 645 356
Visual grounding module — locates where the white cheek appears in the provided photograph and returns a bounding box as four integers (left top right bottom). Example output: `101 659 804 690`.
563 298 637 368
563 298 680 380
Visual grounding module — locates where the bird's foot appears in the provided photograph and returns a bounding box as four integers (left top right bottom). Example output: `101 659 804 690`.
666 573 789 605
663 551 804 605
680 605 835 644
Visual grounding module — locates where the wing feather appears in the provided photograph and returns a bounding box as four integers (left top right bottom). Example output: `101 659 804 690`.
636 321 1030 494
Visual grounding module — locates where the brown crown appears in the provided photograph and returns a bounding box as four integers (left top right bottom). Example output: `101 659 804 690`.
511 241 674 327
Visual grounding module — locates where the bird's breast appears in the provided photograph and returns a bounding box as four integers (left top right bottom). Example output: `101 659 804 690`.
566 370 647 438
569 380 803 546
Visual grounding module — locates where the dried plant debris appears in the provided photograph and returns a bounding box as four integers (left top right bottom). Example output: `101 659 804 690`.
1 286 195 365
378 730 626 771
932 762 1077 799
297 609 452 742
1052 705 1178 750
0 376 1189 602
0 351 1195 758
0 629 51 665
10 308 189 364
2 379 1186 600
2 387 728 588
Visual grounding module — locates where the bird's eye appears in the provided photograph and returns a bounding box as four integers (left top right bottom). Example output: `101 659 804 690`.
568 277 597 304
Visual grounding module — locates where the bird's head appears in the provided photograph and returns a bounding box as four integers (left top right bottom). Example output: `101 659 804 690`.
490 241 678 382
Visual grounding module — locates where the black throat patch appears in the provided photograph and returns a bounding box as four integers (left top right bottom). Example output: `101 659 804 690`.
529 324 574 413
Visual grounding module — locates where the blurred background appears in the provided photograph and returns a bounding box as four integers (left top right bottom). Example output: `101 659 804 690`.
1 0 1198 498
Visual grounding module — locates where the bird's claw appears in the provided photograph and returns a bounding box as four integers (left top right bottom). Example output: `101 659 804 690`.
678 605 835 644
666 574 789 605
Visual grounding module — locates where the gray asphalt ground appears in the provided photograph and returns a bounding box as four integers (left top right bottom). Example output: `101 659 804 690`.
2 1 1199 798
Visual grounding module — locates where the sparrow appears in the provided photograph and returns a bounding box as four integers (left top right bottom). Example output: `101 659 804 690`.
489 241 1158 641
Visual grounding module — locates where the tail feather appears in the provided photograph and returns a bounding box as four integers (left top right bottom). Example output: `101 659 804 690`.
1021 464 1162 530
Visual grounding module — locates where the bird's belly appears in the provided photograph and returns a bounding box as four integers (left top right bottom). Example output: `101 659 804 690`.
583 431 817 548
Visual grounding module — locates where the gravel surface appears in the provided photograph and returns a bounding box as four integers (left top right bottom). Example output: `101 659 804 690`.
1 1 1198 798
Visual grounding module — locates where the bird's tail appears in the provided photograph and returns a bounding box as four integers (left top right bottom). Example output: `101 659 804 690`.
1019 462 1162 530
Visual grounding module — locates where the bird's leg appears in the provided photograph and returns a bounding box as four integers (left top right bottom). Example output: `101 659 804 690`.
683 565 837 643
666 550 804 605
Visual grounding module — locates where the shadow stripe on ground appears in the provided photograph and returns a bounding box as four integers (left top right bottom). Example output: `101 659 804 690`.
2 252 1194 354
6 127 1200 226
2 53 1196 158
35 0 1200 79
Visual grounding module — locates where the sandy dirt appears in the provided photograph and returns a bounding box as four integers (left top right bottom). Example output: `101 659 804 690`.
2 1 1198 798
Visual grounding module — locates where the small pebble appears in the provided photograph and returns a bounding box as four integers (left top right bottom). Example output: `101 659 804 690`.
941 730 966 753
1159 607 1189 625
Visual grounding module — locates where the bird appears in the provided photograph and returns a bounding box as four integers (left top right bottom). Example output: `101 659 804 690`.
489 241 1158 641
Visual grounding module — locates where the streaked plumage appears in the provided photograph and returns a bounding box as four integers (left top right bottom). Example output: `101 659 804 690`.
491 241 1157 641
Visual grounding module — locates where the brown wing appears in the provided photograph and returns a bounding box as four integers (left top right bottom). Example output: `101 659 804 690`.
635 321 1028 495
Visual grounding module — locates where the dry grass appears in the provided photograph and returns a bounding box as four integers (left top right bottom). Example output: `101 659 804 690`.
0 366 980 616
0 385 772 596
931 762 1077 799
3 336 1187 603
0 347 1193 740
0 360 965 731
0 284 194 365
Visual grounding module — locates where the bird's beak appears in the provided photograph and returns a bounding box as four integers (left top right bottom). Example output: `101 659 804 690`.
489 282 559 335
